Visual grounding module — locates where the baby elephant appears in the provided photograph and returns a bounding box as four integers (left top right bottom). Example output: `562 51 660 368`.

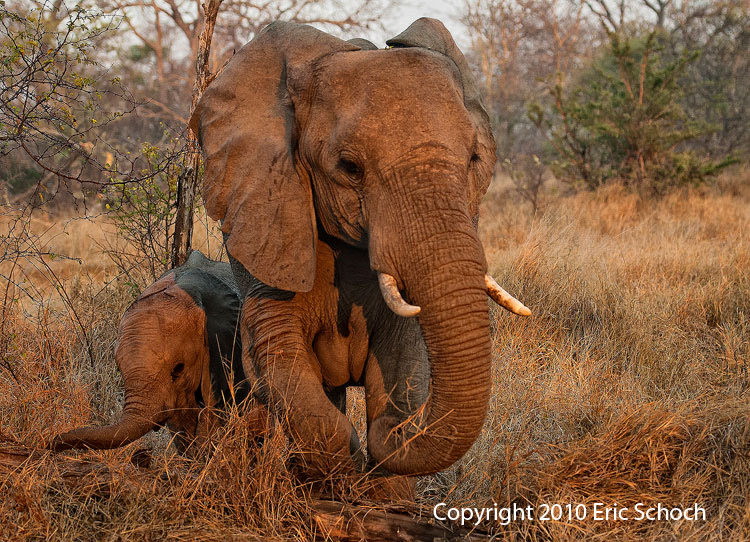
52 251 252 453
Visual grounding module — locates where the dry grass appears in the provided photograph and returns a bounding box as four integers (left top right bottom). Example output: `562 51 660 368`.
0 206 224 296
1 171 749 540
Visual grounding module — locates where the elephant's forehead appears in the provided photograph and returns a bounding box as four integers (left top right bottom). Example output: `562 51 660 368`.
119 282 205 343
313 49 475 152
319 48 464 106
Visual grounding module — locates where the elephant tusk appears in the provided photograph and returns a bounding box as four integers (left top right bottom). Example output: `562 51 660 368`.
485 274 532 316
377 273 421 318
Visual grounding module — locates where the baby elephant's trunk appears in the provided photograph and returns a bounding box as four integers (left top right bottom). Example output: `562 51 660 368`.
51 410 157 451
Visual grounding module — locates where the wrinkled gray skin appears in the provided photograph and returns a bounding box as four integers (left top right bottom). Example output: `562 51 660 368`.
52 251 249 454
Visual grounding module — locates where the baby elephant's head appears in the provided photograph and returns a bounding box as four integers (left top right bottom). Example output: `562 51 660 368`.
51 272 236 454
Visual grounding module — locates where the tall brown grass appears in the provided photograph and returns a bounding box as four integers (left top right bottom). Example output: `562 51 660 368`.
1 172 748 540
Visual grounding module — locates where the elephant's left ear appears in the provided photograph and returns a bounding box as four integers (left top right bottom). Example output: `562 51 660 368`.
386 18 496 217
188 23 358 293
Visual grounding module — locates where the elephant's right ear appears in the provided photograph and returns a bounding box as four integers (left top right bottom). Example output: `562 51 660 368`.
189 22 357 292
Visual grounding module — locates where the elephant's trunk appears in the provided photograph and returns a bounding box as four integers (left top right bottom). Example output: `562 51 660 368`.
368 173 492 475
51 355 165 451
51 408 157 451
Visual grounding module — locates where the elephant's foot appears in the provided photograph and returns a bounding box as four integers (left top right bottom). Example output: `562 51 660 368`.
353 473 416 502
244 402 272 440
298 470 415 503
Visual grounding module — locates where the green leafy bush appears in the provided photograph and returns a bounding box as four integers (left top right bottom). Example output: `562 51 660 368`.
104 140 185 289
530 30 736 193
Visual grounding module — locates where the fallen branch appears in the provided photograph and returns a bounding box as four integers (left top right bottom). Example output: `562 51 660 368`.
312 499 490 541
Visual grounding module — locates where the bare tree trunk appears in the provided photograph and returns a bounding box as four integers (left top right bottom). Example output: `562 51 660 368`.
171 0 223 267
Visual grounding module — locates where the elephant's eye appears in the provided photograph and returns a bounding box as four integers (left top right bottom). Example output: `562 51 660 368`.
470 153 480 164
171 362 185 380
337 158 363 179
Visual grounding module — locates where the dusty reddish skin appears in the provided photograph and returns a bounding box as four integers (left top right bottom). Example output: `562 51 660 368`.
191 18 499 497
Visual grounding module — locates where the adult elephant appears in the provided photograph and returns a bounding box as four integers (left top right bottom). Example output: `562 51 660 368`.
189 18 530 480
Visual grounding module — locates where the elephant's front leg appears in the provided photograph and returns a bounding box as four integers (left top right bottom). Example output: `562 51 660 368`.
363 316 430 499
241 297 364 475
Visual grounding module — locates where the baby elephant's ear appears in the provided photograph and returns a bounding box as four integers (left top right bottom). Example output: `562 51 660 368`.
386 18 497 217
189 22 356 292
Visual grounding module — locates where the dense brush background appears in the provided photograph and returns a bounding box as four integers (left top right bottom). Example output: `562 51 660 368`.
1 0 748 539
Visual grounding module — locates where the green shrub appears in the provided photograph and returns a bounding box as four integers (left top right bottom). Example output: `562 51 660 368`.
530 30 736 193
104 140 184 288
